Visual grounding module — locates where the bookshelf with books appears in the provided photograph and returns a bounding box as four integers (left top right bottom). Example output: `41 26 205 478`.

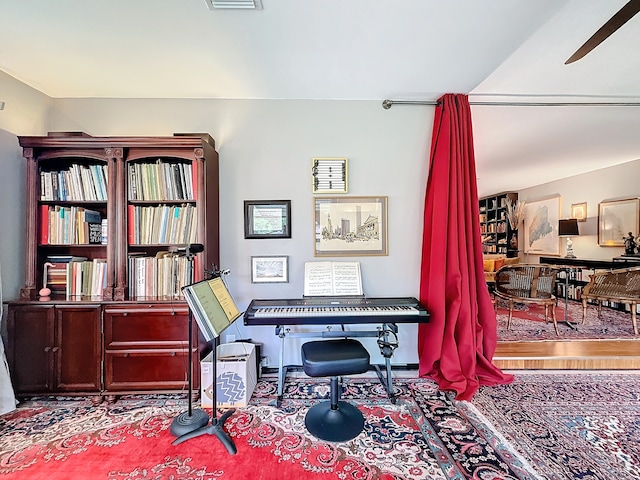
7 133 219 400
479 192 518 258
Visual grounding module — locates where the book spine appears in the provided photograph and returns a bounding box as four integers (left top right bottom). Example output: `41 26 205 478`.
101 219 108 245
190 161 197 199
128 204 135 245
40 205 50 245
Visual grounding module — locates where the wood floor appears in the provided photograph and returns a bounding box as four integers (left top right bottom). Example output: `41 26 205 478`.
494 338 640 369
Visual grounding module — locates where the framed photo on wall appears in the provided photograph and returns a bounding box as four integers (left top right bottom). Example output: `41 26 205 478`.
251 256 289 283
312 157 348 194
598 198 640 246
314 196 388 256
571 202 587 222
523 196 561 255
244 200 291 239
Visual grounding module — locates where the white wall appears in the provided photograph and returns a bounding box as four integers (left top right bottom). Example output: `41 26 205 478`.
519 159 640 262
0 131 25 304
0 71 52 303
0 70 52 135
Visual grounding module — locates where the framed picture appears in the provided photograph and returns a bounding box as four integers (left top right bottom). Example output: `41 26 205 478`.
523 196 561 255
571 202 587 222
598 198 640 246
314 196 388 256
251 256 289 283
312 157 348 194
244 200 291 239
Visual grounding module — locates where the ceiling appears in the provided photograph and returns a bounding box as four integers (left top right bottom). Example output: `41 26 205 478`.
1 0 640 196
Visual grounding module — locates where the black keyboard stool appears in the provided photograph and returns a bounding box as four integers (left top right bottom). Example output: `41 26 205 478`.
301 338 370 442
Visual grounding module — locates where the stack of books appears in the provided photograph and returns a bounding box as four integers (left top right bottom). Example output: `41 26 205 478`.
45 255 106 299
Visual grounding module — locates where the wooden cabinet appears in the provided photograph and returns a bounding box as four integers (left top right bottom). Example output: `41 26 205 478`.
7 133 219 399
7 304 101 395
479 192 518 257
102 303 198 399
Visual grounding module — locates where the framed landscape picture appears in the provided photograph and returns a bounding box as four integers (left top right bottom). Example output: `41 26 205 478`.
251 256 289 283
523 196 560 255
314 196 388 256
598 198 640 246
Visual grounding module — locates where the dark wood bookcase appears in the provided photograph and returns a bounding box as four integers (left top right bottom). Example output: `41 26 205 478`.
7 133 219 401
479 192 518 257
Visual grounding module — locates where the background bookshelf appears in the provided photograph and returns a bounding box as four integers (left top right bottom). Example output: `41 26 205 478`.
479 192 518 257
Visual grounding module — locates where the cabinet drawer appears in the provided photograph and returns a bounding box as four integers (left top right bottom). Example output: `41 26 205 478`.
104 306 190 348
104 350 199 391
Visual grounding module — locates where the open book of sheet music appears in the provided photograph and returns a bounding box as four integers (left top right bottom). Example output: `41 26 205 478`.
182 277 241 341
303 261 363 297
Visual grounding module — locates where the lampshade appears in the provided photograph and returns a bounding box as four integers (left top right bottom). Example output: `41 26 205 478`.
558 218 580 237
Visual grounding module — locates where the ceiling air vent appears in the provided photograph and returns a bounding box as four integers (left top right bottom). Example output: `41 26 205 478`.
205 0 262 9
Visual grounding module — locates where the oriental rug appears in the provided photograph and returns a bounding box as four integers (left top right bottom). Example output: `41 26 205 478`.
496 301 637 341
463 372 640 480
0 378 537 480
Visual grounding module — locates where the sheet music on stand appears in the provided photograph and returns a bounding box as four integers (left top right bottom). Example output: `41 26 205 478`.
303 261 364 297
182 277 241 340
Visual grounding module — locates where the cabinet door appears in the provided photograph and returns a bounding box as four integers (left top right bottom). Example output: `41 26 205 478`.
7 305 55 393
103 304 198 392
54 306 101 392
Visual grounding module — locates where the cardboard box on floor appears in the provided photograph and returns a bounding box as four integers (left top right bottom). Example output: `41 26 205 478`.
201 342 257 408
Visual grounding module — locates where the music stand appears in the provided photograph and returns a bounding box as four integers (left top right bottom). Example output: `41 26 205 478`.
169 244 209 438
171 271 241 454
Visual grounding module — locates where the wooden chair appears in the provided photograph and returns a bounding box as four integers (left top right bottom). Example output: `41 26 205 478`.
581 266 640 335
494 264 560 335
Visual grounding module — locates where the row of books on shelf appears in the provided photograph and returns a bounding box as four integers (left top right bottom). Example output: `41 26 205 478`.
128 252 194 299
40 164 108 202
481 224 507 234
127 204 197 245
482 245 508 254
128 160 196 201
40 205 107 245
46 256 107 299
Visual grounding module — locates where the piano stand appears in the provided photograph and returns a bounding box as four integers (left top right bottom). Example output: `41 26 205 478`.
274 323 399 407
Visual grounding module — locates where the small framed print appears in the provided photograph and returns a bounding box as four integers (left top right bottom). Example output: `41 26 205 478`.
244 200 291 239
598 198 640 246
571 202 587 222
251 256 289 283
312 158 348 194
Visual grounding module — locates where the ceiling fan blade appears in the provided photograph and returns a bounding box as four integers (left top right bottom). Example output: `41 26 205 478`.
565 0 640 64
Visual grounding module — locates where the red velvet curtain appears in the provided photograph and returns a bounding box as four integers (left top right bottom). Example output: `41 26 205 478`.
418 94 513 401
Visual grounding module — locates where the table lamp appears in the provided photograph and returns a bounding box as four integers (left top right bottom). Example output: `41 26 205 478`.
559 219 580 258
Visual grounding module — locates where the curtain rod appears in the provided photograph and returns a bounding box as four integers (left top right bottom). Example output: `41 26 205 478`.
381 99 640 109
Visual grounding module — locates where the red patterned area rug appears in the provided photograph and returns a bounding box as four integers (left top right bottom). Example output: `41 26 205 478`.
462 372 640 480
0 379 538 480
496 301 637 341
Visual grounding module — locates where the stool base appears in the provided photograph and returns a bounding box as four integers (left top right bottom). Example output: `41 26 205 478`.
305 401 365 442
